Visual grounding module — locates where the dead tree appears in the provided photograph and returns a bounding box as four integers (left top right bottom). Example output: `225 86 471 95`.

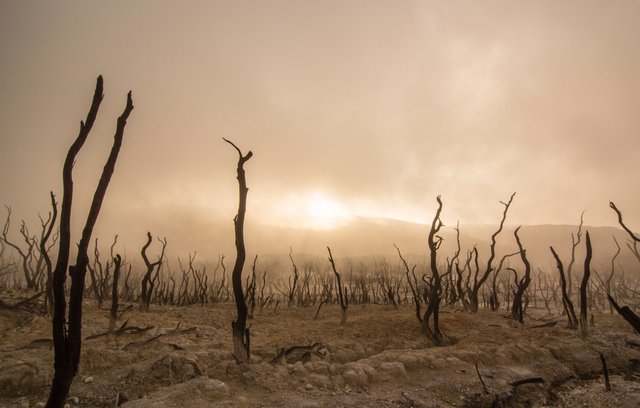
287 246 299 307
605 236 621 313
422 195 447 345
139 232 167 312
489 251 519 311
579 231 592 336
224 138 253 363
610 202 640 261
445 222 462 306
1 207 36 289
41 192 58 315
87 238 106 308
550 246 578 329
607 202 640 333
469 192 515 312
47 76 133 408
607 294 640 334
567 212 585 299
395 244 421 322
109 254 122 332
327 246 349 324
511 227 531 324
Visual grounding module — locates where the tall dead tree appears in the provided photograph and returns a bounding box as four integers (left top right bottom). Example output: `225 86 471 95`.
422 195 447 345
47 76 133 408
469 192 515 312
511 227 531 324
224 138 253 363
550 246 578 329
579 231 592 336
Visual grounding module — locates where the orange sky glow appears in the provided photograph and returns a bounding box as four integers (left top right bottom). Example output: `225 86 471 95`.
1 1 639 258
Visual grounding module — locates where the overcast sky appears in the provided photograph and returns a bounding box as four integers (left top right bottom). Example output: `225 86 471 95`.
1 1 639 255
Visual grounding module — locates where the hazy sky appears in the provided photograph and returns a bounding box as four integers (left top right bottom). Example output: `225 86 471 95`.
1 1 639 255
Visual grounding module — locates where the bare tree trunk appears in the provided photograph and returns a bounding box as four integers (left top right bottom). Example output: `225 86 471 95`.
224 138 253 363
422 196 446 345
567 212 584 300
579 232 592 337
109 254 122 332
327 246 348 324
550 246 578 329
41 192 58 315
47 76 133 408
511 227 531 324
139 232 167 311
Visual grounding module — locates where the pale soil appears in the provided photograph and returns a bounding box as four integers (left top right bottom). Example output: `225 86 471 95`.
1 291 640 407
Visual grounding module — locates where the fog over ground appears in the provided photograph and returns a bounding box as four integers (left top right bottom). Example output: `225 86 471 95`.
1 1 639 259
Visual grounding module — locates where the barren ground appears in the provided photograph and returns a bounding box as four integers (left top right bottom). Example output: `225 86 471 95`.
2 290 640 407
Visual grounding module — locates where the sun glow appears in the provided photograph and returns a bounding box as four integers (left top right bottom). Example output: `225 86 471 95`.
306 192 351 229
265 191 353 230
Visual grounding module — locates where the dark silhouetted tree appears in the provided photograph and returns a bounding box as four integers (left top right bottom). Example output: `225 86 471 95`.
140 232 167 312
579 231 592 336
224 138 253 363
47 76 133 407
550 246 578 329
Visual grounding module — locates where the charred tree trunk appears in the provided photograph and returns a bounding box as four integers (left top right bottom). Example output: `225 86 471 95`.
567 212 584 300
610 202 640 262
288 246 299 307
224 138 253 363
327 246 349 324
47 76 133 408
422 196 446 345
109 254 122 332
41 192 58 315
511 227 531 324
607 294 640 334
550 246 578 329
579 231 592 336
139 232 167 312
489 251 518 312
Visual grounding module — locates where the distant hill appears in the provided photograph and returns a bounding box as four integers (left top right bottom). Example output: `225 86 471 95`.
99 208 638 273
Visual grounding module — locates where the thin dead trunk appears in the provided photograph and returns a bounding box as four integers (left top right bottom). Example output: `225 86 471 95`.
579 231 592 336
224 138 253 363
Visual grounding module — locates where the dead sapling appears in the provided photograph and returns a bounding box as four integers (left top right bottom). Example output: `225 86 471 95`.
469 193 516 312
287 246 299 307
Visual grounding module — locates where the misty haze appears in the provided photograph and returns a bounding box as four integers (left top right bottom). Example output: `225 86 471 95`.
1 2 639 407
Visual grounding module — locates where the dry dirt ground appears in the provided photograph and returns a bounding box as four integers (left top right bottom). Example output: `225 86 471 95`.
2 290 640 407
